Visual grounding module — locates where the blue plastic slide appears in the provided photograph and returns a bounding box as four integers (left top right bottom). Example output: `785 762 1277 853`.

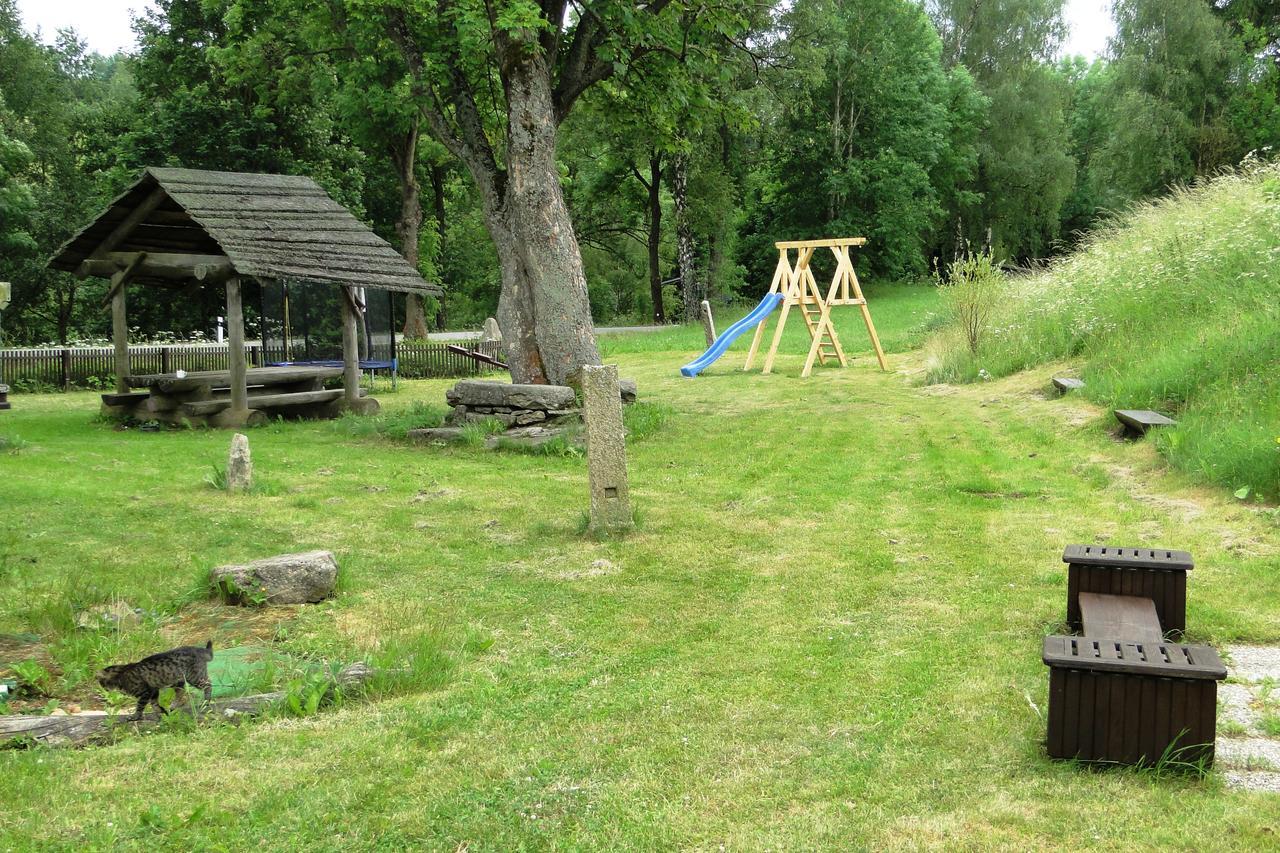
680 292 785 377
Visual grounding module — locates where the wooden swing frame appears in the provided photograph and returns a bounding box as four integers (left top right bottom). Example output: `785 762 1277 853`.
743 237 887 378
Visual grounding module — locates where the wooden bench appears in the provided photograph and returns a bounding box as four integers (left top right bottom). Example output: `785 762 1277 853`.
1052 377 1084 394
1043 544 1226 767
1114 409 1176 435
181 389 347 417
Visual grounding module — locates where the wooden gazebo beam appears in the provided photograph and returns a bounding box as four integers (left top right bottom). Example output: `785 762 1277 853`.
77 252 233 283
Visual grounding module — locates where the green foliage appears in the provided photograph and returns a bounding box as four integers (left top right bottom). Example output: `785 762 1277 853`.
204 463 229 492
0 433 28 454
927 162 1280 499
282 669 341 718
935 252 1003 356
9 659 52 696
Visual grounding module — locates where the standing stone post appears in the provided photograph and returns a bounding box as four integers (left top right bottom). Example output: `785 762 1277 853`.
700 300 717 347
341 286 361 405
227 432 252 492
577 364 633 534
482 317 503 343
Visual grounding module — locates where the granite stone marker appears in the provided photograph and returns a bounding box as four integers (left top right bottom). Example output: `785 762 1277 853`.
227 432 252 492
578 364 633 534
482 317 503 343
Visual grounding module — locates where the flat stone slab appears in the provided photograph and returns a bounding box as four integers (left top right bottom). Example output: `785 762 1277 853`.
408 427 465 443
485 426 578 450
1052 377 1084 393
1115 409 1176 433
446 380 576 412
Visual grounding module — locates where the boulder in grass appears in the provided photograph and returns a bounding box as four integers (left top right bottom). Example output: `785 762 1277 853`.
212 550 338 605
445 380 576 412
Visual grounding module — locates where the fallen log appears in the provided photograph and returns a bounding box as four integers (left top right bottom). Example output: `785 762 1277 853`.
0 661 373 748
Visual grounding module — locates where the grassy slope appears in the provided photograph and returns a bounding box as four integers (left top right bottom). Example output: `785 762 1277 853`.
925 164 1280 501
1 287 1279 849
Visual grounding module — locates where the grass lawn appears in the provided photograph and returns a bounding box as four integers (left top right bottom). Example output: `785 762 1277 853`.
2 284 1279 848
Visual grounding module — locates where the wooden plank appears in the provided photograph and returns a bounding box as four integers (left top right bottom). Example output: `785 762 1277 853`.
88 186 168 259
1062 544 1193 571
1047 667 1066 758
1079 592 1163 642
182 389 344 417
774 237 867 249
1042 636 1226 679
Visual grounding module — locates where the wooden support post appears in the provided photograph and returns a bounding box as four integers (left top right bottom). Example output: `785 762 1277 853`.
847 263 887 371
341 286 360 404
225 277 248 414
111 270 130 394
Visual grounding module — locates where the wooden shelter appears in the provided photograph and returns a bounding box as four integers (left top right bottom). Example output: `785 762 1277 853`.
742 237 887 378
48 167 441 426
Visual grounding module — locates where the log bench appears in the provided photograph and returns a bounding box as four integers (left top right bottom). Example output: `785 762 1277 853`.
1043 544 1226 766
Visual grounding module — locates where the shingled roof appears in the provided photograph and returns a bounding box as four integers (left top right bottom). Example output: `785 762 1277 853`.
49 167 441 295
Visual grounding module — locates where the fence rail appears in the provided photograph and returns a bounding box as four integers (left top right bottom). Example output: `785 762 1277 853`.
0 340 504 390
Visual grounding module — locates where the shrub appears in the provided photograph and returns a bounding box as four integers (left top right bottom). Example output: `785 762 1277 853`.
935 252 1003 356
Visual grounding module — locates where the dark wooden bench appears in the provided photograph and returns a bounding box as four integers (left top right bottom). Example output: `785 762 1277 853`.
1052 377 1084 393
1043 544 1226 766
1114 409 1176 435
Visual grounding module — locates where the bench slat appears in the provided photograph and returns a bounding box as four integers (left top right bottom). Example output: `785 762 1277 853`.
1079 592 1163 642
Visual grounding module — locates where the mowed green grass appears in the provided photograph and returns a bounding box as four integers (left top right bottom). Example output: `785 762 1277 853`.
2 286 1279 849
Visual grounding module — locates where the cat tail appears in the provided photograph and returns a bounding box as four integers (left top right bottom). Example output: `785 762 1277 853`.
205 639 214 651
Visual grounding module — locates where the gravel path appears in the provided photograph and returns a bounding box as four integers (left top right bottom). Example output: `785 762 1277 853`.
1219 644 1280 792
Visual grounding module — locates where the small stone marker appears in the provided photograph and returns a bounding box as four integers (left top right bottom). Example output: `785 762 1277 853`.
482 317 503 343
227 432 252 492
577 364 634 534
700 300 717 347
1115 409 1176 436
1052 377 1084 394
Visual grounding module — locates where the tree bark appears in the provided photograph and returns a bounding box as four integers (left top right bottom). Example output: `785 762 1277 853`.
392 121 431 340
672 152 699 322
429 162 448 331
479 51 601 385
646 152 665 324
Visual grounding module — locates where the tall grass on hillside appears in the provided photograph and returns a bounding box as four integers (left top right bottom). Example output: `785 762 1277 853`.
926 161 1280 500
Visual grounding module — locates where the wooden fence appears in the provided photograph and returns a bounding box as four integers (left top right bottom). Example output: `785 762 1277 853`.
0 340 504 389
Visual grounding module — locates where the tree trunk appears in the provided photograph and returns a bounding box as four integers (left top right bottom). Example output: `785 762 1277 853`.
429 162 448 331
672 152 699 322
392 122 431 340
476 52 600 385
646 152 665 324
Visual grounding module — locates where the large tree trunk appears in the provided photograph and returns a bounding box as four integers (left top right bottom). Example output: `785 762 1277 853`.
477 53 600 385
672 152 699 322
429 162 448 331
646 152 665 324
392 122 431 340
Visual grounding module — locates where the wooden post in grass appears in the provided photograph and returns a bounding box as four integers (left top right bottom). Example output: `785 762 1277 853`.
341 286 361 404
225 276 248 415
700 299 716 347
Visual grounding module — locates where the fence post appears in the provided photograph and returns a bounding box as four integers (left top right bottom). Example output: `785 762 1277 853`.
252 344 262 367
161 346 171 374
61 349 71 390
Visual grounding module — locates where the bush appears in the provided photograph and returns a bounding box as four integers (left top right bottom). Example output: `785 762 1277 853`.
935 252 1004 357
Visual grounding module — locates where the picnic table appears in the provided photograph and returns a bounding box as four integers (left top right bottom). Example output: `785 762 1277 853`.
101 365 353 426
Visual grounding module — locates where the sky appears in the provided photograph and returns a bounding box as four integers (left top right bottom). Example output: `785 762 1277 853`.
16 0 1117 59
